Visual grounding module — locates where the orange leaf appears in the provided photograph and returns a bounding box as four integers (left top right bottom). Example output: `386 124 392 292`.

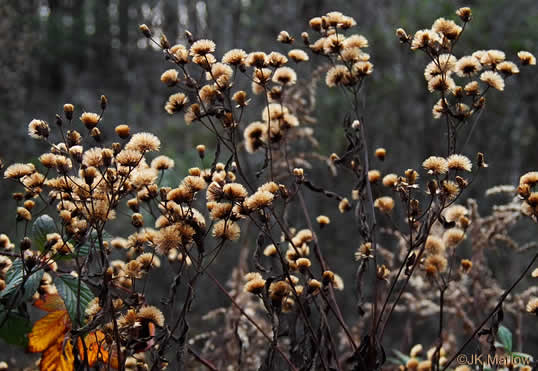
39 336 74 371
77 331 109 367
34 293 66 312
107 343 120 370
28 310 70 353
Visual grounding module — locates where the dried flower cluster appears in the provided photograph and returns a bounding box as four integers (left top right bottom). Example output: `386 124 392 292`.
0 6 535 371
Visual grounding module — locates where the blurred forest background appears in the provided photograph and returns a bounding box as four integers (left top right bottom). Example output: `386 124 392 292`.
0 0 536 368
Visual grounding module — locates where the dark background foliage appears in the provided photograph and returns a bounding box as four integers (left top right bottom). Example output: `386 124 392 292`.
0 0 536 368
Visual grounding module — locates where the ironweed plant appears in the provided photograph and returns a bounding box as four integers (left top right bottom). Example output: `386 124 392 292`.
0 6 536 371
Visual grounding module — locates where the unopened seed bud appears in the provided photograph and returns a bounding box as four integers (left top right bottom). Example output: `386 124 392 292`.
477 152 488 168
131 213 144 228
90 127 102 142
55 114 63 127
301 32 310 45
100 95 108 110
196 144 206 159
160 34 170 49
184 30 193 44
21 237 32 251
139 24 152 38
115 124 130 139
63 104 74 120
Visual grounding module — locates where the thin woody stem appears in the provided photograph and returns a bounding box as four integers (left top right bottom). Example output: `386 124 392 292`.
442 253 538 371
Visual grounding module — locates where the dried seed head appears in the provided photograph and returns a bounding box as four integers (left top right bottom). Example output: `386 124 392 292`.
165 92 189 115
244 278 266 295
368 170 381 183
456 7 472 22
432 17 462 40
307 279 321 294
396 28 408 42
137 306 165 327
269 281 291 303
80 112 100 130
326 65 351 87
425 235 445 254
222 49 247 66
322 270 335 285
296 257 312 271
126 132 160 152
477 152 488 168
411 29 442 50
288 49 309 63
293 168 304 178
244 191 274 211
0 234 13 250
66 130 82 147
447 154 472 172
338 198 351 213
316 215 330 228
160 33 170 49
375 148 387 161
263 244 278 257
131 213 144 228
382 174 398 188
480 71 504 91
425 254 448 274
443 228 465 247
160 69 179 86
212 220 240 241
28 119 50 140
277 30 294 44
273 66 297 86
410 344 423 357
517 51 536 66
423 156 448 175
90 127 102 142
460 259 473 273
376 264 390 280
151 155 174 171
407 358 419 369
301 32 310 45
526 298 538 315
190 39 216 56
17 207 32 221
374 196 395 213
196 144 206 158
455 176 468 189
355 242 373 260
309 17 323 31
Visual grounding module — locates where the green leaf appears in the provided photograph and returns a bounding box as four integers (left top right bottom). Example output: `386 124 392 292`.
0 260 44 302
55 274 94 327
0 259 23 298
497 325 512 352
22 269 44 302
386 357 402 365
31 215 56 250
391 349 411 365
65 229 112 260
0 310 32 347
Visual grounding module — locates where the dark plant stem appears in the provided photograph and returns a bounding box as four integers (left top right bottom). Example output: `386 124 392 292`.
442 253 538 370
